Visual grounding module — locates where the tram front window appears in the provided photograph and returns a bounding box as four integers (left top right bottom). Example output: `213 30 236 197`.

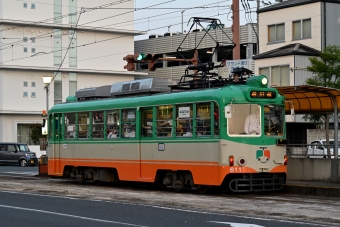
227 104 261 136
264 105 284 136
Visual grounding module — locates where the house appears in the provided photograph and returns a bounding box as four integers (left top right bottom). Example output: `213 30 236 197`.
254 0 340 144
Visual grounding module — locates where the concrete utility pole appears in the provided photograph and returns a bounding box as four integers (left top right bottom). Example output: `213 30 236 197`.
232 0 240 60
257 0 260 55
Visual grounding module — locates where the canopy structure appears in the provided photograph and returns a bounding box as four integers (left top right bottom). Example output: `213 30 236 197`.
276 85 340 182
276 85 340 115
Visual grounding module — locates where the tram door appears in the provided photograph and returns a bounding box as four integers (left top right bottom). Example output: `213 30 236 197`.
139 108 153 179
53 113 62 174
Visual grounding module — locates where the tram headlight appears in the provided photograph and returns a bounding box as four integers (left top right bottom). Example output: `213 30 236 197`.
229 155 234 166
261 77 268 86
238 157 246 166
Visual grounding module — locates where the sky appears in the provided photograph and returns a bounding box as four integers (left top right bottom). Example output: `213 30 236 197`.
132 0 270 40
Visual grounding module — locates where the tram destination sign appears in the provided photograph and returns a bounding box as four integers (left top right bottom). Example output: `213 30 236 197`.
250 91 276 99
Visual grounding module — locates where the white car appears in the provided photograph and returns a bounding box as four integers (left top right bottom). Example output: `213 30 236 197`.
307 139 340 158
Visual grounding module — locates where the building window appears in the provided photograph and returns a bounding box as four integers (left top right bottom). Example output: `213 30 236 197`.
31 92 36 98
23 3 27 8
268 23 285 43
31 3 36 9
17 124 36 145
31 81 36 87
23 37 28 42
31 37 36 43
31 48 36 53
69 0 77 24
69 73 77 96
23 47 28 53
23 92 28 98
54 72 62 104
69 30 77 67
293 19 311 40
271 65 289 86
54 29 62 65
259 67 270 78
54 0 62 23
23 81 28 87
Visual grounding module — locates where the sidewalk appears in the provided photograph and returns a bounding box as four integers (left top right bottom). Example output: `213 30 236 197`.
283 180 340 197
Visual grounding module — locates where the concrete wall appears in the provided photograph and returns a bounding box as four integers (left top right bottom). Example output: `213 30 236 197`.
287 158 340 181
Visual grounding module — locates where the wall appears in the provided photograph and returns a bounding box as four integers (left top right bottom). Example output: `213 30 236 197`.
254 55 294 85
287 158 338 181
325 2 340 47
307 129 340 143
259 2 322 53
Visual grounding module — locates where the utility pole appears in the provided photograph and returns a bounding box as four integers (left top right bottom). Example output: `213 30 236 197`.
257 0 260 55
232 0 240 60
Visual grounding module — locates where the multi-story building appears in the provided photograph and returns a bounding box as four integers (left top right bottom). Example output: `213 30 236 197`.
134 23 258 80
0 0 145 153
254 0 340 143
255 0 340 87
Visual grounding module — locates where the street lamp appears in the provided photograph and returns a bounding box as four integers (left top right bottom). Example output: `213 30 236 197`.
42 76 53 112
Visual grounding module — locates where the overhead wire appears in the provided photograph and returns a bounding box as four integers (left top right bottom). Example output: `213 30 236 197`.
0 5 256 65
0 1 231 51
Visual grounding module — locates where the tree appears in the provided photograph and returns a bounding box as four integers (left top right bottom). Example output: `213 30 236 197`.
304 45 340 157
28 124 46 145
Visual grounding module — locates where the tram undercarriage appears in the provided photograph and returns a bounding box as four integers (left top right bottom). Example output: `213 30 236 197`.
64 167 286 193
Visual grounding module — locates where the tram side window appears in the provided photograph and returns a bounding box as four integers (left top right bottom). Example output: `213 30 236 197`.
48 114 53 139
92 111 104 138
107 110 120 138
78 112 90 139
176 104 193 137
156 105 173 137
122 109 136 138
213 103 220 135
65 113 76 139
196 103 211 136
227 104 261 136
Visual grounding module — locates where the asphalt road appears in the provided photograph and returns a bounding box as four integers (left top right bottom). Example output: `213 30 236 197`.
0 190 330 227
0 166 338 226
0 164 38 178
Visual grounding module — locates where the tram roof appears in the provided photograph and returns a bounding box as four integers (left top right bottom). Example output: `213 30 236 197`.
276 85 340 114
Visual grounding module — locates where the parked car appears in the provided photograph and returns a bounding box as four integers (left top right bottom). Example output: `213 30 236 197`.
0 143 38 166
307 139 340 158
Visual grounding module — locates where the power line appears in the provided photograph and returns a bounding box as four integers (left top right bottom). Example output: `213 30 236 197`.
50 9 82 84
0 1 229 50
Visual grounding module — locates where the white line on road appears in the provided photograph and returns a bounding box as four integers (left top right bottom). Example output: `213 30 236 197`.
0 204 148 227
3 171 36 175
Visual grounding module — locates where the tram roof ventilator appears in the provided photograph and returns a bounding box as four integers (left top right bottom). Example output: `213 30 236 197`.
74 78 176 101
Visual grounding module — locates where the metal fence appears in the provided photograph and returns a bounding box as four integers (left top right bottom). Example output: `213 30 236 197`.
286 143 336 158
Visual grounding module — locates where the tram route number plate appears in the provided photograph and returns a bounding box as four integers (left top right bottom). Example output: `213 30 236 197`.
158 143 165 151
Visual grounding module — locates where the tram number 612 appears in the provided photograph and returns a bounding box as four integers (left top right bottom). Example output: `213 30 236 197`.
230 167 242 172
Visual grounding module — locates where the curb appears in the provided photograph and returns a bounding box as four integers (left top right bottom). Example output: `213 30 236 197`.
283 184 340 197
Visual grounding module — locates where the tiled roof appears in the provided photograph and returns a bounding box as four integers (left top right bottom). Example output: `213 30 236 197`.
258 0 339 13
252 43 320 60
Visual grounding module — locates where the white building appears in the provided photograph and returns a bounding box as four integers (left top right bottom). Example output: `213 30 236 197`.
0 0 145 155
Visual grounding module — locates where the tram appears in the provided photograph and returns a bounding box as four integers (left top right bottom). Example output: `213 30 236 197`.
46 17 287 192
46 75 287 192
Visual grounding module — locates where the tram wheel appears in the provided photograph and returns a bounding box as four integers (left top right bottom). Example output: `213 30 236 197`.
95 180 101 186
173 185 181 192
197 186 208 194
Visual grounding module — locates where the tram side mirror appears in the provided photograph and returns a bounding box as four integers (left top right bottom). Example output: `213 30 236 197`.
225 105 232 118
